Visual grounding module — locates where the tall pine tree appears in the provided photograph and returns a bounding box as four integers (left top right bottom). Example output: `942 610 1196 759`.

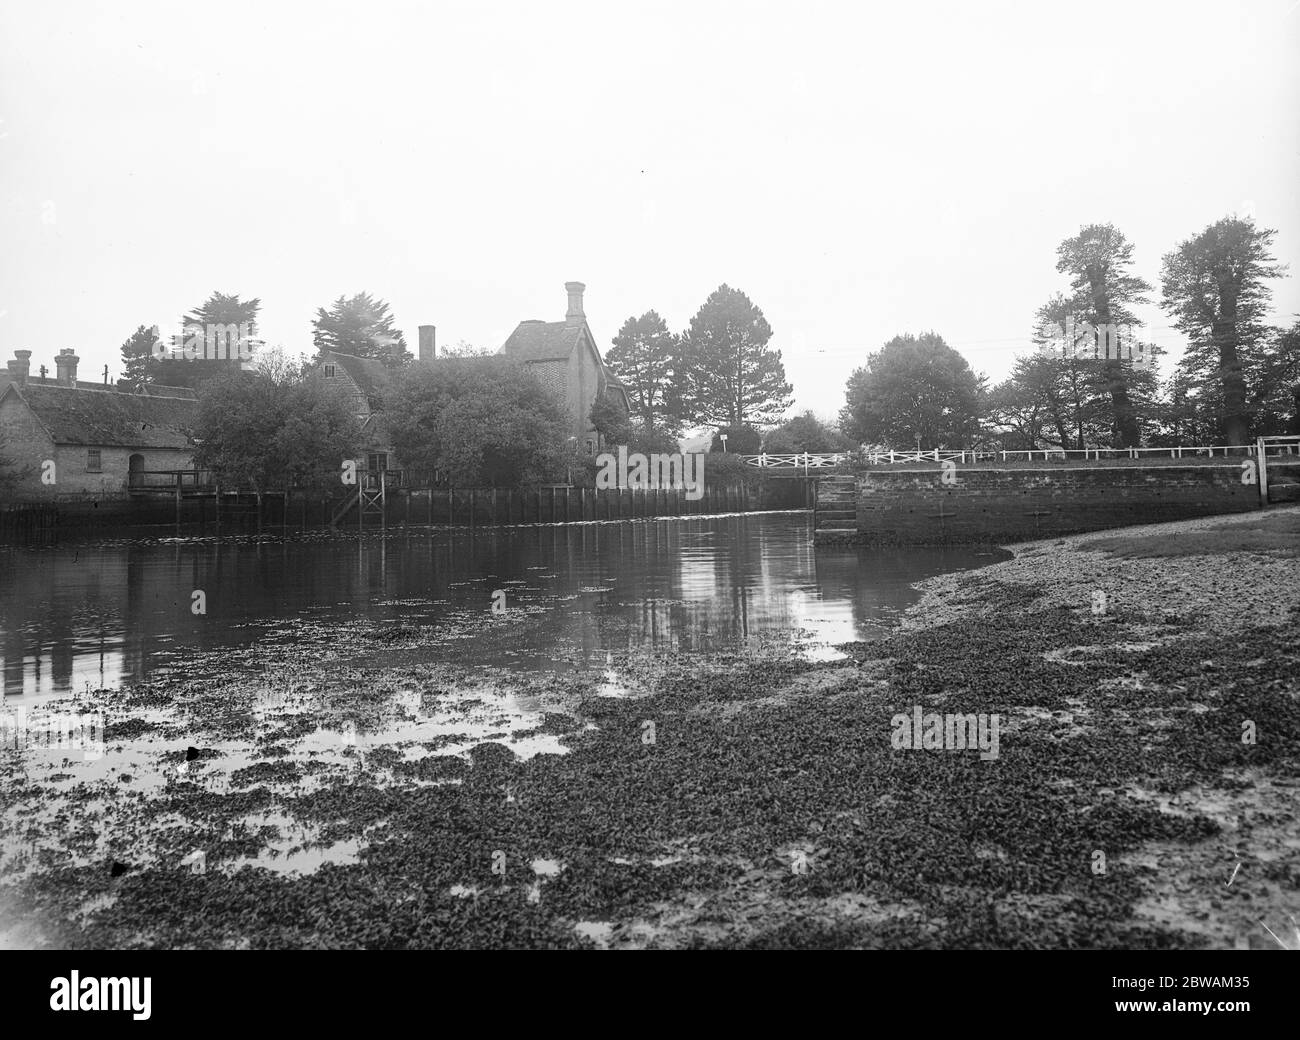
312 292 411 365
678 285 792 428
606 310 681 433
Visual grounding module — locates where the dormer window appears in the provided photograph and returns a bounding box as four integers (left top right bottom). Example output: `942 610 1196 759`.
324 364 337 378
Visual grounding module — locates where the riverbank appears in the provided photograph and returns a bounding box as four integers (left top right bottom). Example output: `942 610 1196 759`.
2 508 1296 949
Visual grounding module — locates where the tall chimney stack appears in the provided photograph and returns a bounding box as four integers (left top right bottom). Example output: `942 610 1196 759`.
565 281 586 326
55 348 79 386
418 325 437 362
7 349 31 387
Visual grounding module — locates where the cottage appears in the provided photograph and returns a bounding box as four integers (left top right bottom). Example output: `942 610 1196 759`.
499 282 630 457
0 349 196 498
315 348 399 475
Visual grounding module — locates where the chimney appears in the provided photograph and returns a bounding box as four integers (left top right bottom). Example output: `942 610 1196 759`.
55 348 79 386
418 324 437 361
7 349 31 387
565 281 586 325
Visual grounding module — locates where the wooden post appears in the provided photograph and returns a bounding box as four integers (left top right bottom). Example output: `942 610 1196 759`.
470 489 476 530
565 486 571 522
1257 436 1269 507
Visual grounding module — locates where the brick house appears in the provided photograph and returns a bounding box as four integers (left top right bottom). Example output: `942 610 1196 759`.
0 349 196 499
499 282 630 458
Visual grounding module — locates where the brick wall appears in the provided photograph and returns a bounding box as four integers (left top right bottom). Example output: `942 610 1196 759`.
852 464 1261 544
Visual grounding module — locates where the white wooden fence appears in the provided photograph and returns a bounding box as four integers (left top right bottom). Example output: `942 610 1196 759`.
739 441 1300 469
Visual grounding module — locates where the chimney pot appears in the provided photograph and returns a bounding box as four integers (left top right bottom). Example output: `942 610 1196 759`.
565 281 586 325
418 324 437 362
55 349 80 386
7 349 31 387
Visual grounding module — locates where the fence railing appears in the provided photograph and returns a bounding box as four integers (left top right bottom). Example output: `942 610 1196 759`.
128 469 211 489
737 453 851 468
739 443 1300 468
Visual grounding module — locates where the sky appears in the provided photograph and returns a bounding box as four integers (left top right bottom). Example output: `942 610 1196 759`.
1 0 1297 423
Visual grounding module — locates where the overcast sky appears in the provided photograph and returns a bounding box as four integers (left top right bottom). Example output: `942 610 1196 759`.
1 0 1297 421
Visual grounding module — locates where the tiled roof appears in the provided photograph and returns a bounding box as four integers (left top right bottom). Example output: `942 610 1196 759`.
320 351 394 408
139 383 199 400
5 384 196 448
500 321 584 363
28 376 114 392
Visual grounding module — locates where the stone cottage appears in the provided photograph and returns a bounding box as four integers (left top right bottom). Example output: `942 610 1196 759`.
499 282 630 457
314 348 399 475
0 349 197 499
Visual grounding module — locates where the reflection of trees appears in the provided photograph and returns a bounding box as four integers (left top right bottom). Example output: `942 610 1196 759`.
1 517 1007 699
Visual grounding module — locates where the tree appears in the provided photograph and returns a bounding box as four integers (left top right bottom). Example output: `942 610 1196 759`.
274 379 363 491
1026 290 1162 448
385 357 567 486
589 389 632 446
439 340 492 358
118 325 162 392
312 292 411 365
606 311 681 432
192 370 287 494
254 344 308 387
154 291 262 389
679 285 792 427
1050 224 1153 447
185 291 261 332
1161 217 1289 444
193 368 361 525
839 333 985 450
763 411 853 453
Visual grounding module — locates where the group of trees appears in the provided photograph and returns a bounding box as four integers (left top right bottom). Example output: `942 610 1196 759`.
190 356 361 498
120 290 414 392
386 357 568 487
843 216 1298 452
603 285 794 441
109 218 1298 501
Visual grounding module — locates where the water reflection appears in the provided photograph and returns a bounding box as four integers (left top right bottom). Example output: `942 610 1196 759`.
0 514 1007 701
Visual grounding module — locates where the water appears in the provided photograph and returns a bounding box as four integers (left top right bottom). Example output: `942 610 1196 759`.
0 513 1007 702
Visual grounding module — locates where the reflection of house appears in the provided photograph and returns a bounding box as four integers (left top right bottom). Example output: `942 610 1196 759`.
0 349 196 498
500 282 630 457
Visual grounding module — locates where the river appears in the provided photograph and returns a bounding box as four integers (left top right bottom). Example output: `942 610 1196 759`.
0 512 1007 703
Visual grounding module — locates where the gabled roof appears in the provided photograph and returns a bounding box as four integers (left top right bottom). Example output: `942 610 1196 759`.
3 383 196 448
318 350 394 408
500 320 585 363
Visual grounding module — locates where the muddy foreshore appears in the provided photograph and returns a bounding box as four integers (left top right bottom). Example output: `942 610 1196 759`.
2 508 1297 950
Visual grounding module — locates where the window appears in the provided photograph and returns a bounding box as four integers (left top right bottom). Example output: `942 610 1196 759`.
367 453 388 472
585 439 595 456
324 364 337 378
86 449 102 473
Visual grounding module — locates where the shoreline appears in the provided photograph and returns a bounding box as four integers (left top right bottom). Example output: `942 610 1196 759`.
2 507 1296 949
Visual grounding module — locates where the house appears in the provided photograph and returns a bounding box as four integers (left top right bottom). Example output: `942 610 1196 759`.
0 349 197 498
499 282 630 457
315 347 399 474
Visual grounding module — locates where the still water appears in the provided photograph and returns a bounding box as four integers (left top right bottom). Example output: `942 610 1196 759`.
0 513 1007 702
